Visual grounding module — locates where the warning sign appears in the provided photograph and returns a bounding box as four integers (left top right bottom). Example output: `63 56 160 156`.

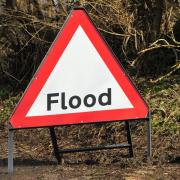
9 8 148 129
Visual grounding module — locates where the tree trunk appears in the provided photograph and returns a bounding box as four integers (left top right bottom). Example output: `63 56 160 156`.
152 0 165 41
6 0 16 9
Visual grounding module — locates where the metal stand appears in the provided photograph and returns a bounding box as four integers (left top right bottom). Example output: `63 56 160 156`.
125 121 133 157
8 129 14 174
7 117 152 173
147 117 152 160
49 127 62 163
49 120 134 162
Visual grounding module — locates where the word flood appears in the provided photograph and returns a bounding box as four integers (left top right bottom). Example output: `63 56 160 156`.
47 88 112 111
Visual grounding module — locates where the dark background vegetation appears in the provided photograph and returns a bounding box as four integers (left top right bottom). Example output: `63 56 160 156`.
0 0 179 179
0 0 179 90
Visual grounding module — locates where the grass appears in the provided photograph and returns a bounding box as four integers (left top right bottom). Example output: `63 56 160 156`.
141 75 180 136
0 75 179 136
0 75 179 168
0 89 22 127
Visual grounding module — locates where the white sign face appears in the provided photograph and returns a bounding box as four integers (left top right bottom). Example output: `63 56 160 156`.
26 26 133 117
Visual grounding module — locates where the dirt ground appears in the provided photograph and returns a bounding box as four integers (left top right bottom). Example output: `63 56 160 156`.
0 122 179 180
0 163 179 179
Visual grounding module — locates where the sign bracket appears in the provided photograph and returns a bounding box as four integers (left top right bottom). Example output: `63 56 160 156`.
8 126 14 174
125 121 133 157
49 120 134 163
8 117 151 173
147 114 152 160
49 127 62 163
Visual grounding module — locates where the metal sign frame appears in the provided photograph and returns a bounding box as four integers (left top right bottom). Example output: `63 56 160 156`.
8 117 151 174
7 7 152 174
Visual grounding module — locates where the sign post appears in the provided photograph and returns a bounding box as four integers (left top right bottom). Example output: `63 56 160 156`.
8 128 14 174
147 115 152 159
49 127 62 163
125 121 133 157
7 8 151 173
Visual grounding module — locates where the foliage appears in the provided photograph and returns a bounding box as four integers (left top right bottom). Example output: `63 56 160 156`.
0 75 179 137
143 75 180 136
0 0 180 89
0 92 21 127
0 0 179 134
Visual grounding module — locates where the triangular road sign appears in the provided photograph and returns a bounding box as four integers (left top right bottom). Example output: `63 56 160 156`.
9 8 148 129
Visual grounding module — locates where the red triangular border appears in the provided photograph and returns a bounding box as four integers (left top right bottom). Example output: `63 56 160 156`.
9 9 149 129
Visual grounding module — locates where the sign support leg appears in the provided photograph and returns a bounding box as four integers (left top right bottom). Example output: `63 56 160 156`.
125 121 133 157
147 117 152 160
8 129 14 174
49 127 61 163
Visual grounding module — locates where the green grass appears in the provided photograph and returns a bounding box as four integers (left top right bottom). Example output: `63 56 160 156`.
142 75 180 136
0 92 21 127
0 76 179 136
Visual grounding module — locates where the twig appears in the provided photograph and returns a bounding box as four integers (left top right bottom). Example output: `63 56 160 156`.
151 61 180 83
138 44 180 55
98 27 129 37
